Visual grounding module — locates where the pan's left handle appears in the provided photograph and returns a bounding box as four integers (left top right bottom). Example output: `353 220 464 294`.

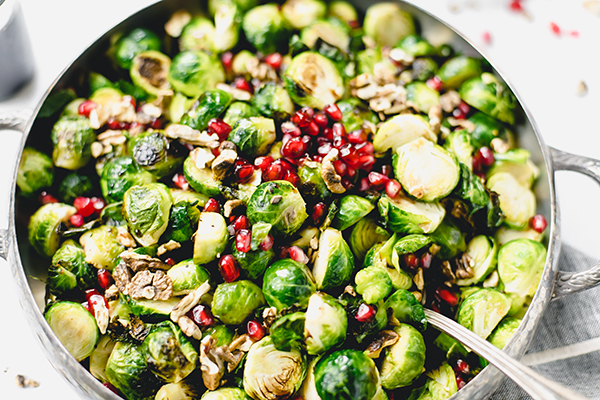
0 110 31 261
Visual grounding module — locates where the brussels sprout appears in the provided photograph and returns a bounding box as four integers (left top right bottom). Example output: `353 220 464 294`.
356 47 394 77
232 50 257 76
223 101 259 127
130 51 172 96
170 92 196 124
363 2 415 47
128 131 185 178
202 387 252 400
182 155 221 197
228 117 277 157
251 221 274 250
437 56 482 89
181 89 232 131
100 156 156 203
433 333 468 359
444 129 473 168
498 239 546 298
355 266 393 304
297 357 320 400
394 138 460 202
170 189 209 206
212 280 265 325
411 57 438 82
301 18 350 53
380 324 426 389
252 83 294 121
378 194 445 234
51 116 95 170
384 289 427 331
114 28 162 69
58 172 94 203
156 381 200 400
106 341 162 400
495 226 543 246
193 212 229 264
486 172 535 229
263 259 316 310
488 317 520 349
163 201 201 242
331 195 374 231
349 217 391 261
457 288 511 340
408 362 457 400
337 99 380 133
17 147 54 197
28 203 76 257
232 243 275 280
398 34 436 57
79 225 125 270
282 0 327 29
328 1 358 25
168 51 226 98
243 4 292 54
167 259 211 296
45 301 99 361
312 228 354 290
48 240 95 295
271 312 306 352
488 158 539 188
374 114 437 156
364 240 413 291
429 219 467 259
214 3 241 52
125 295 182 320
244 336 306 400
305 292 347 355
247 181 308 236
179 17 216 52
392 234 432 257
456 235 498 286
459 73 516 124
405 82 440 114
315 349 380 400
90 335 116 383
209 0 257 15
204 325 235 348
284 52 344 109
468 111 514 149
298 163 332 200
123 183 173 247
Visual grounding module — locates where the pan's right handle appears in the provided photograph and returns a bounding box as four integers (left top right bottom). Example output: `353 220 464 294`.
550 147 600 300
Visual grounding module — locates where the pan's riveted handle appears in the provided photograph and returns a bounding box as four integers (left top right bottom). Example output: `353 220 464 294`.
550 147 600 299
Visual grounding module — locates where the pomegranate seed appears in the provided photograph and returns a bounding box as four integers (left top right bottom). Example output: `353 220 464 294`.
236 229 252 253
278 246 290 259
478 147 495 167
356 142 374 155
70 214 84 227
456 359 471 375
550 22 561 35
188 304 215 327
359 177 371 192
348 129 368 144
281 121 301 137
312 155 323 163
39 192 58 205
85 289 100 299
355 303 376 322
403 254 420 271
358 155 375 170
103 382 120 395
82 301 91 313
312 202 328 224
569 30 579 38
482 31 492 44
172 173 189 190
78 100 97 117
421 252 433 269
322 127 334 141
426 76 443 92
348 20 360 29
212 147 221 157
333 135 348 149
222 52 234 70
254 156 274 171
264 52 283 70
247 320 265 341
149 118 162 129
208 118 232 141
472 154 483 173
233 215 250 232
347 167 356 178
88 293 109 312
333 159 348 176
313 112 329 128
283 170 300 187
90 197 105 215
289 246 309 264
317 142 333 156
436 287 459 306
165 257 176 266
332 122 346 137
235 77 254 93
97 269 113 290
368 171 390 188
341 177 354 190
74 197 95 217
260 234 275 251
430 302 441 313
107 118 129 130
381 165 393 176
324 104 343 121
456 375 467 390
452 103 469 119
304 120 320 136
385 179 402 198
509 0 522 11
281 137 307 158
204 198 221 213
529 214 548 233
219 254 240 282
292 107 314 128
263 161 284 181
235 161 255 183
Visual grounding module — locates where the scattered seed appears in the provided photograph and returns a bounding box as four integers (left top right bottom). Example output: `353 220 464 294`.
576 80 589 96
550 22 561 35
15 374 39 388
583 0 600 16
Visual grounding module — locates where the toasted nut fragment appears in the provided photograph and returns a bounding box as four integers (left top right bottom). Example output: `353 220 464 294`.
223 199 244 218
216 83 253 101
104 284 119 301
157 240 182 256
439 90 462 113
212 149 238 181
120 250 170 272
15 375 39 388
171 282 211 322
321 149 346 194
91 142 104 158
576 80 588 97
584 0 600 16
229 334 255 352
200 336 225 390
117 226 136 248
428 104 442 134
93 298 110 335
412 291 423 303
483 270 500 288
262 307 278 327
165 124 219 146
178 315 203 340
414 268 425 291
455 253 475 280
490 138 510 154
441 261 456 285
447 117 475 133
152 271 172 300
365 330 400 359
190 147 216 170
344 285 357 297
165 10 192 37
113 261 131 295
214 345 246 373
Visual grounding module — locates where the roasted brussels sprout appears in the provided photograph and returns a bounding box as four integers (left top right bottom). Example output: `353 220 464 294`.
100 156 156 203
459 73 516 124
488 156 539 189
457 288 511 339
444 129 474 168
298 163 332 200
301 18 350 53
252 83 295 121
411 57 438 82
209 0 257 15
243 336 307 400
488 317 520 349
129 131 185 178
337 99 380 133
156 381 201 400
364 239 413 291
125 296 181 320
201 387 252 400
242 4 292 54
456 235 498 286
79 225 125 270
45 301 99 361
228 117 277 157
363 2 415 47
162 200 201 242
170 189 209 206
349 217 391 261
58 172 94 203
182 154 221 197
123 183 173 246
17 147 54 197
297 357 320 400
270 311 306 351
214 2 242 52
232 243 275 280
468 111 514 149
378 194 445 234
429 219 467 260
315 349 380 400
168 51 226 98
312 227 354 290
284 52 344 109
405 82 440 114
193 212 229 264
212 280 265 325
398 34 436 57
380 324 426 389
51 116 95 170
437 56 482 89
130 51 171 96
263 259 316 310
167 259 211 295
373 114 436 155
106 341 162 400
203 325 235 348
247 181 308 236
328 1 358 25
48 240 95 295
179 17 217 52
223 101 259 127
180 89 232 131
385 289 427 331
486 172 535 229
305 292 347 354
495 226 543 246
331 195 375 231
114 28 161 69
282 0 327 29
28 202 76 257
408 362 457 400
355 266 393 304
89 335 116 383
433 333 468 359
497 239 546 298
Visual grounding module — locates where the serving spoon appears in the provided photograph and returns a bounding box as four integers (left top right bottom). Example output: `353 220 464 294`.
424 309 588 400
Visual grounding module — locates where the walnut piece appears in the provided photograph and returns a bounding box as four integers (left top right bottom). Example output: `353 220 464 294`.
113 262 131 295
120 250 170 272
127 269 173 301
428 104 442 134
15 374 39 388
171 282 211 322
165 10 192 37
165 124 219 146
321 149 346 194
157 240 181 256
117 226 136 248
178 315 203 340
200 336 225 390
223 199 244 218
93 297 109 335
212 148 238 181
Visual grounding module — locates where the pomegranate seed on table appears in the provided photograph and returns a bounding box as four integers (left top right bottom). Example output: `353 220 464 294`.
221 52 234 70
165 257 176 266
385 179 402 198
482 31 492 44
289 246 309 264
208 118 232 141
77 100 97 117
74 197 95 217
97 269 113 290
550 22 561 35
260 234 275 251
281 137 307 158
304 120 320 136
332 122 346 137
39 192 58 205
456 359 471 375
188 304 215 327
359 177 371 192
509 0 522 11
172 173 189 190
477 147 495 167
283 170 300 187
281 121 301 137
264 52 283 70
219 254 240 282
254 156 274 171
313 112 328 128
355 303 376 322
70 214 84 227
204 198 221 213
436 287 459 306
529 214 548 233
236 229 252 253
569 30 580 38
426 76 443 92
247 320 265 341
235 77 254 93
420 252 433 269
368 171 390 188
324 103 343 121
348 129 368 144
263 161 284 181
403 253 420 270
333 159 347 176
232 215 250 232
312 202 328 224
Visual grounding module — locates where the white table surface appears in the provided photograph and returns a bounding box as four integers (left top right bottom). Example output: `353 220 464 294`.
0 0 599 398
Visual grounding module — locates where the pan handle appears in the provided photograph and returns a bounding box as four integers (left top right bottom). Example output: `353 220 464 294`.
550 147 600 299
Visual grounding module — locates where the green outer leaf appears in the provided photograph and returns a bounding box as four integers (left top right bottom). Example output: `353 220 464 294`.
211 280 265 325
203 325 235 348
114 28 161 69
349 217 391 261
242 4 292 54
101 156 156 204
123 183 173 247
182 156 221 197
250 221 271 251
51 115 96 170
193 212 229 264
127 131 184 179
429 219 467 260
457 288 511 340
331 195 374 231
38 89 76 118
459 73 516 125
312 228 355 290
252 82 294 120
270 312 306 351
355 265 393 304
45 301 99 362
58 172 93 203
384 289 427 331
305 292 348 355
17 147 54 197
231 241 274 280
48 240 95 295
29 203 76 257
223 101 259 127
163 201 201 242
393 234 432 256
263 259 316 310
180 89 231 130
497 238 546 298
228 117 277 157
106 341 162 400
166 259 211 296
377 194 445 235
168 51 225 98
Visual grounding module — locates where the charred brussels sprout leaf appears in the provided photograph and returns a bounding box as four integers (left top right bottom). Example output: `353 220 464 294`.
130 51 171 96
457 288 511 340
167 259 211 296
79 225 125 270
312 227 354 290
456 235 498 286
405 82 440 114
228 117 277 157
349 217 391 261
355 266 393 304
315 349 380 400
380 324 426 389
128 131 185 179
364 2 415 47
101 156 156 203
45 301 99 361
17 147 54 197
305 292 347 355
114 28 162 69
106 341 162 400
51 116 96 170
163 201 201 242
252 83 295 121
168 51 226 98
498 239 546 298
331 195 374 231
180 89 232 131
411 57 438 82
459 73 516 125
242 4 292 54
270 311 306 352
156 381 201 400
193 212 228 264
123 183 173 247
212 280 265 325
373 114 436 155
48 240 95 295
298 163 332 200
223 101 259 127
59 172 94 203
393 234 432 256
384 289 427 331
378 194 445 234
437 56 482 89
29 203 76 257
282 0 327 29
433 333 468 359
263 259 316 310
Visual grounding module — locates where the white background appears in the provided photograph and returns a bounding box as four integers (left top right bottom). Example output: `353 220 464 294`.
0 0 599 398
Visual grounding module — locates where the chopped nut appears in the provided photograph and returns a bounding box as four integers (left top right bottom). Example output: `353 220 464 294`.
178 315 203 340
490 138 510 154
113 261 131 294
223 199 244 218
351 73 372 88
439 90 462 113
455 253 475 280
355 84 379 100
414 268 425 291
91 142 104 158
428 104 443 134
447 117 475 133
165 10 192 37
214 346 245 373
344 285 357 297
93 297 109 335
89 109 101 129
129 315 150 342
190 147 216 170
583 0 600 16
117 226 136 248
262 307 278 327
212 149 238 181
229 334 255 352
373 63 396 84
152 271 172 300
576 80 588 96
165 124 219 146
104 284 119 301
216 83 253 101
271 195 283 204
364 330 400 359
321 148 346 194
171 282 211 322
15 375 39 388
128 269 173 300
412 291 422 302
200 336 225 390
441 261 456 285
483 270 500 288
389 48 414 65
369 96 393 112
120 250 170 272
157 240 182 256
309 235 319 250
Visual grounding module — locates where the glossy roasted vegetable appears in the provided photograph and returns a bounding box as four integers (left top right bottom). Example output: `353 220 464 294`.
168 51 226 98
29 202 76 257
128 131 185 178
282 0 327 29
193 212 228 264
252 83 295 121
263 258 316 310
304 292 347 354
48 240 95 295
130 51 171 96
498 239 546 298
51 116 95 170
378 194 445 234
363 2 414 47
459 73 516 125
242 4 292 54
45 301 99 361
211 280 265 325
380 324 426 389
437 56 482 89
457 288 511 340
332 194 375 231
123 183 173 246
228 117 277 157
114 28 162 69
312 227 354 290
79 225 125 270
315 349 380 400
58 172 94 203
167 259 211 295
373 114 436 155
384 289 427 331
17 147 54 197
106 341 162 400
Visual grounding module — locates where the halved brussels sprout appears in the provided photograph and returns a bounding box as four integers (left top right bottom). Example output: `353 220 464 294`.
182 155 221 197
405 82 440 114
223 101 259 127
181 89 232 131
271 312 306 352
301 18 350 53
486 172 535 229
209 0 257 15
212 280 265 325
79 225 125 270
298 357 320 400
167 259 211 296
495 226 543 246
315 349 380 400
444 129 473 168
130 51 171 96
201 387 252 400
380 324 426 389
459 73 516 125
298 163 332 200
100 156 156 203
244 336 307 400
397 34 436 57
373 114 436 155
437 56 482 89
51 116 95 170
305 292 347 355
263 259 316 310
170 92 195 123
328 1 358 25
337 99 380 133
214 2 241 52
364 240 413 291
429 219 467 260
242 4 292 54
114 28 161 69
45 301 99 361
378 194 445 234
468 111 514 149
232 49 257 76
247 181 308 236
128 131 185 178
394 137 460 202
332 195 374 231
284 52 344 109
411 57 438 82
125 295 181 320
48 240 95 295
59 172 94 204
89 335 116 383
488 317 520 349
232 243 275 280
157 382 200 400
193 212 228 265
252 83 295 121
123 183 173 247
498 238 546 298
204 325 235 348
363 2 414 47
355 266 393 304
282 0 327 29
409 362 457 400
29 202 76 257
228 117 277 157
349 217 391 261
163 201 201 242
457 288 511 340
456 235 498 286
168 51 226 98
17 147 54 197
179 17 216 52
312 227 354 290
106 341 162 400
384 289 427 331
487 157 539 188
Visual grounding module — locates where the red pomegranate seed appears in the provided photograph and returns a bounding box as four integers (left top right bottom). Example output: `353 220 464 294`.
247 320 265 341
103 382 120 395
426 76 443 92
368 171 390 188
263 161 284 181
347 167 357 178
421 252 433 269
172 173 189 190
478 147 495 167
509 0 522 11
332 122 346 137
254 156 274 171
235 161 255 183
212 147 221 157
204 198 221 213
236 229 252 253
91 197 105 215
313 112 329 128
264 52 283 70
165 257 176 266
322 127 334 141
381 165 393 176
356 141 374 155
219 254 240 282
482 31 492 44
436 287 459 306
149 118 162 129
208 118 232 141
456 375 467 390
78 100 97 117
70 214 84 227
289 246 309 264
304 120 320 136
359 177 371 192
235 77 253 93
456 359 471 375
222 52 234 70
74 197 95 217
317 142 333 156
188 304 215 327
358 154 375 170
107 118 122 130
283 170 300 187
312 202 327 224
281 137 307 158
333 159 348 176
404 254 420 271
39 192 58 205
341 177 354 190
312 155 323 163
348 129 368 144
430 302 441 313
333 135 348 149
97 269 113 290
281 121 301 137
233 215 250 232
278 246 290 259
453 102 470 119
324 104 343 121
550 22 561 35
85 288 101 300
385 179 402 198
529 214 548 233
355 303 376 322
260 234 275 251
